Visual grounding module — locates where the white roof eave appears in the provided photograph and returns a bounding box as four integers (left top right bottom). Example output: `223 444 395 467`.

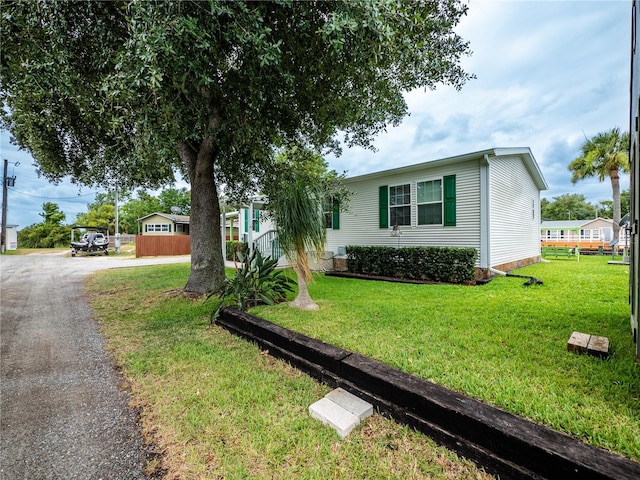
344 147 548 191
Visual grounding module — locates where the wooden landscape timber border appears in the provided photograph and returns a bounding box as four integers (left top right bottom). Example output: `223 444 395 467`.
217 307 640 480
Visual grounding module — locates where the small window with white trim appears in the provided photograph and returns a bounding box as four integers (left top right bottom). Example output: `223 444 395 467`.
416 179 442 225
389 184 411 226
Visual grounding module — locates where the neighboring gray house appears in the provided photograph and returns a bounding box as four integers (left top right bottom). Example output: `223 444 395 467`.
325 148 548 278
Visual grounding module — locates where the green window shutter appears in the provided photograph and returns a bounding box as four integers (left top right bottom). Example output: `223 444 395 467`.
443 175 456 226
379 185 389 228
244 208 248 233
332 199 340 230
254 209 260 233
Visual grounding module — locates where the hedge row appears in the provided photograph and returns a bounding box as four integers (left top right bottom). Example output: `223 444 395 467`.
346 245 477 284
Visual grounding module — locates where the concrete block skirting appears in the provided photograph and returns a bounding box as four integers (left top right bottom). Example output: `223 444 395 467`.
217 308 640 480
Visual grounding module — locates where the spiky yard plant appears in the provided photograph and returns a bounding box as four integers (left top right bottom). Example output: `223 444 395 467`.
207 249 295 323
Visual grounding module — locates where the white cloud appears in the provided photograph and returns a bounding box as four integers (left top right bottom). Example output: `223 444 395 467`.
329 0 631 210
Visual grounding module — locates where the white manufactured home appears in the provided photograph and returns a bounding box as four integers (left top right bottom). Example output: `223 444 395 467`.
325 148 548 278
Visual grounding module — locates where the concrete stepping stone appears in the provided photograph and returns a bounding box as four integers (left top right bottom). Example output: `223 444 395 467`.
567 331 610 358
309 388 373 438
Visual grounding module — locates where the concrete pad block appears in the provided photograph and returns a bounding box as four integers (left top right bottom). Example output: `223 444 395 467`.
568 331 590 353
309 397 360 439
587 335 610 358
325 388 373 421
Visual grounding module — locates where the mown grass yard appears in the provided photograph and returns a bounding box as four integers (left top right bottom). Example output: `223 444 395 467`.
254 256 640 462
88 255 639 478
87 264 492 479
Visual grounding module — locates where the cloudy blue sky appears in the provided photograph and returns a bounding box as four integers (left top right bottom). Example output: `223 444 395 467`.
0 0 632 228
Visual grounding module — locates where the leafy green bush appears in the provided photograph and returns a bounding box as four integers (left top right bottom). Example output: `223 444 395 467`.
207 249 296 323
226 241 248 261
17 223 71 248
346 245 477 284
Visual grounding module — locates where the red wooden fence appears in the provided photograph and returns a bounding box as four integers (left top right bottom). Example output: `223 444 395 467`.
135 235 190 257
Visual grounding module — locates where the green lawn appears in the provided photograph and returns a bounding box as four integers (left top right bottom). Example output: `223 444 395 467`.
88 255 640 478
88 264 491 479
253 256 640 462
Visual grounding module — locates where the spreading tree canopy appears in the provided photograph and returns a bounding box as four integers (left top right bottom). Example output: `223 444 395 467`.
1 0 473 293
541 194 596 221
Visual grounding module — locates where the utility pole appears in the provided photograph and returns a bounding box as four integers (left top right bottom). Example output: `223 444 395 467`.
1 158 8 253
114 186 120 253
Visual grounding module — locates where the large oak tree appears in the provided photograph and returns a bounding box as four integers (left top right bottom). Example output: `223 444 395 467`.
1 0 473 293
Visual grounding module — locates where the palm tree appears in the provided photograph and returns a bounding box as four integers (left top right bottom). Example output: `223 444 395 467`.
568 128 630 241
265 147 348 310
269 177 326 310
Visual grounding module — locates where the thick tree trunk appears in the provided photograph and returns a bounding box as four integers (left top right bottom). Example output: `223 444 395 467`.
290 263 319 310
179 137 226 294
611 168 621 241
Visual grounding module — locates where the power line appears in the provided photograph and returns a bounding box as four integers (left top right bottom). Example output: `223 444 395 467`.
7 188 104 200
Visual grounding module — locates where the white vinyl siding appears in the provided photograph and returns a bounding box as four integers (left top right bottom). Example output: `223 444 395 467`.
325 159 481 261
325 149 546 272
141 214 176 235
489 155 541 266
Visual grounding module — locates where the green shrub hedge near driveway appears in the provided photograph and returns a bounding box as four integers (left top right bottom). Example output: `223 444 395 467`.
254 256 640 462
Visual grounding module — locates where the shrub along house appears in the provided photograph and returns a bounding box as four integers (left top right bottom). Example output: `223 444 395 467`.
325 148 548 279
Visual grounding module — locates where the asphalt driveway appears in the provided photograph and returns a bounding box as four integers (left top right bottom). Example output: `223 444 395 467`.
0 252 190 480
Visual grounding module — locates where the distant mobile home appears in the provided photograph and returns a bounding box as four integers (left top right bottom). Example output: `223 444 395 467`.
540 218 628 253
325 148 548 278
137 213 190 235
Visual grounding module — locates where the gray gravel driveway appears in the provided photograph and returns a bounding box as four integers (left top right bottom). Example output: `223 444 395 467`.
1 253 190 480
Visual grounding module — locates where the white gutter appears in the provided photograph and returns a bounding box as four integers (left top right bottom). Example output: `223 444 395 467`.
480 154 491 270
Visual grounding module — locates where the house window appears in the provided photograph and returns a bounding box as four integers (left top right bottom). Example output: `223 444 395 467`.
580 229 599 241
176 224 187 233
389 184 411 226
323 198 333 229
379 176 456 229
244 208 261 232
323 198 340 230
417 179 442 225
145 223 171 233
